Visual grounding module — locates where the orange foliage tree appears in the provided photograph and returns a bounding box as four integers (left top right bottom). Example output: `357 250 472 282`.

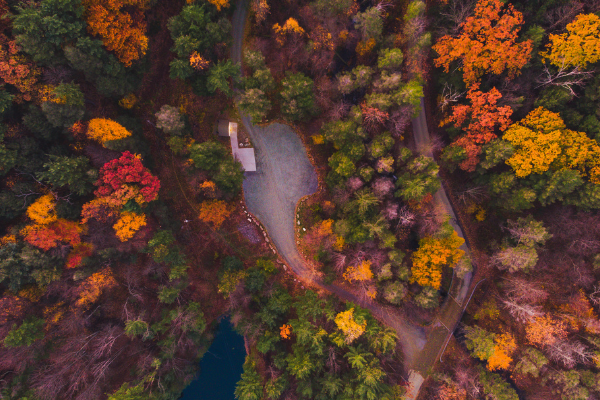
442 84 513 171
26 194 57 225
526 315 568 346
280 324 292 339
82 0 149 66
487 332 517 371
541 13 600 69
433 0 532 86
411 230 464 289
76 267 117 309
113 211 147 241
198 200 232 228
204 0 229 11
343 260 374 283
86 118 132 145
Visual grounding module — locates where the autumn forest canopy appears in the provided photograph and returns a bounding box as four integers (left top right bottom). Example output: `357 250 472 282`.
0 0 599 399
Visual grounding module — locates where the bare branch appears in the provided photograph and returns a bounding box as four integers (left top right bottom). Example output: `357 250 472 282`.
535 63 594 96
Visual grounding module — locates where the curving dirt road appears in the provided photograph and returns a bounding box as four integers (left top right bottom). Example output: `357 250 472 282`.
231 2 474 398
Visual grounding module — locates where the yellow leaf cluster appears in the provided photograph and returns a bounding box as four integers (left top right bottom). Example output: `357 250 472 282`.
487 332 517 371
334 308 366 344
334 236 345 251
542 13 600 69
43 301 66 326
343 260 373 283
411 231 465 289
113 211 147 242
27 194 57 225
504 107 600 179
119 93 137 109
273 18 305 45
0 234 16 245
76 267 117 309
356 38 376 57
87 118 132 144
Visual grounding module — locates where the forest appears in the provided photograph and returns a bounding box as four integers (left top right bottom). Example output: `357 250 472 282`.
0 0 599 399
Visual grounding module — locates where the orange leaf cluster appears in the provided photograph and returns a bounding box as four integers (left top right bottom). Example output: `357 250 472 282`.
205 0 229 11
443 84 513 171
113 211 147 242
310 26 334 51
525 315 567 346
82 0 149 67
198 200 232 228
280 323 292 339
86 118 132 144
190 52 210 71
75 267 117 309
411 231 465 289
356 38 376 58
81 197 121 223
433 0 532 86
118 93 137 109
487 332 517 371
343 260 374 283
0 295 25 325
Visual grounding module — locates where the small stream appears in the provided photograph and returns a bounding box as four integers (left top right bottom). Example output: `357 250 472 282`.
179 318 246 400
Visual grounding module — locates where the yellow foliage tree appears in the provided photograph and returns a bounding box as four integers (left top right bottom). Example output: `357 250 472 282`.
334 308 366 344
87 118 132 145
343 260 374 283
26 194 57 225
487 332 517 371
190 51 210 70
503 107 600 179
198 200 232 228
541 13 600 69
113 211 147 242
411 230 465 289
273 18 305 45
76 267 117 309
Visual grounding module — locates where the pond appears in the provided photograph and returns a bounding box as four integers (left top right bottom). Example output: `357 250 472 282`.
179 318 246 400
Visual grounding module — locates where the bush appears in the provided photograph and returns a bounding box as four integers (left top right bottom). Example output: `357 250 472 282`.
155 105 185 135
4 317 45 347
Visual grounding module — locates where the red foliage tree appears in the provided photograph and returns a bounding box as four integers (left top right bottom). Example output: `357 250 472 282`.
22 219 83 251
443 84 513 171
66 243 94 269
95 151 160 205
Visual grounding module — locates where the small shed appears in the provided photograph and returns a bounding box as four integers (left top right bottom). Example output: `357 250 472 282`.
226 121 256 172
217 119 230 137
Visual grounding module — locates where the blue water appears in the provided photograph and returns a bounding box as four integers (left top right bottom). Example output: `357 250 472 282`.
180 318 246 400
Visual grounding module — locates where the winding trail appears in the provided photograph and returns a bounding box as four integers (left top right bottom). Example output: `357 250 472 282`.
231 2 474 398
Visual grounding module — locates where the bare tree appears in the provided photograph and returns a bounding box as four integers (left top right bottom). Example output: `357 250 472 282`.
502 297 543 323
437 82 464 113
548 341 592 368
544 1 584 30
438 0 476 36
503 277 549 304
536 63 594 96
